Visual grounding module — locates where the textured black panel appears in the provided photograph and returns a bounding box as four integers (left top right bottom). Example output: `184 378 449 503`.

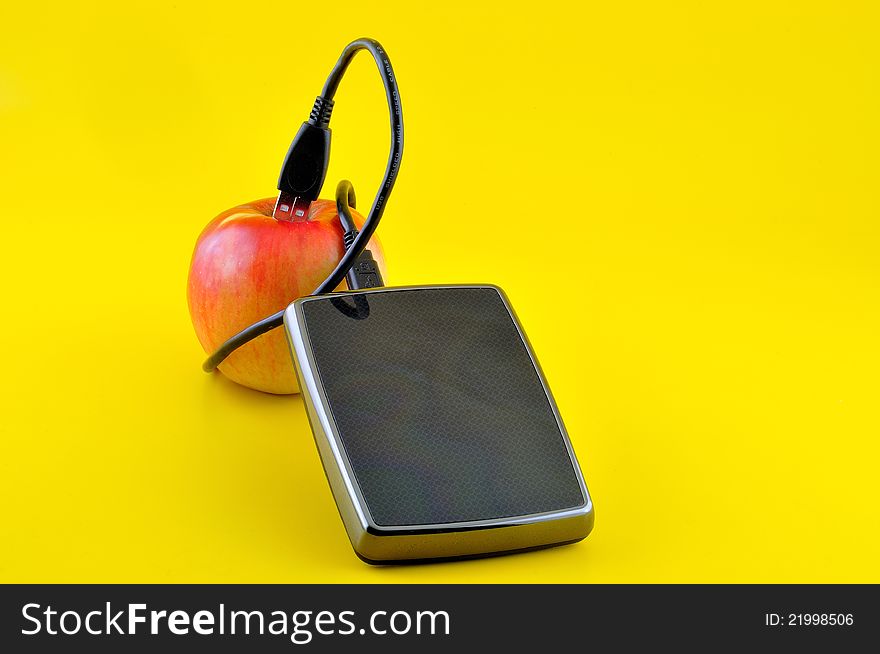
301 287 585 527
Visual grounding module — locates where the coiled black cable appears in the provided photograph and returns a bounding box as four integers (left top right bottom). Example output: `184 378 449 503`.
202 38 402 373
336 179 358 237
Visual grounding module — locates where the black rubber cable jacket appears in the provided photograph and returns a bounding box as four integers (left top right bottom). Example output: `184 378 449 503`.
202 38 402 372
336 179 358 234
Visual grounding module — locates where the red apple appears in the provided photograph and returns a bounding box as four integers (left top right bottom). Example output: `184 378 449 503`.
187 197 385 394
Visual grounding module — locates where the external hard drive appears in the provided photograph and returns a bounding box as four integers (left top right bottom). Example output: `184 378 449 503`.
284 285 593 563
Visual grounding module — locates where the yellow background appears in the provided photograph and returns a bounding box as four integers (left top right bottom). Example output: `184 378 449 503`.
1 1 878 583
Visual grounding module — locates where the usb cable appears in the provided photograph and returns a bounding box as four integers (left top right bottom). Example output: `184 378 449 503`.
202 38 401 373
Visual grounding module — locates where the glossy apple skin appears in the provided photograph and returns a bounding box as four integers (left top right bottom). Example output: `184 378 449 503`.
187 197 385 394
